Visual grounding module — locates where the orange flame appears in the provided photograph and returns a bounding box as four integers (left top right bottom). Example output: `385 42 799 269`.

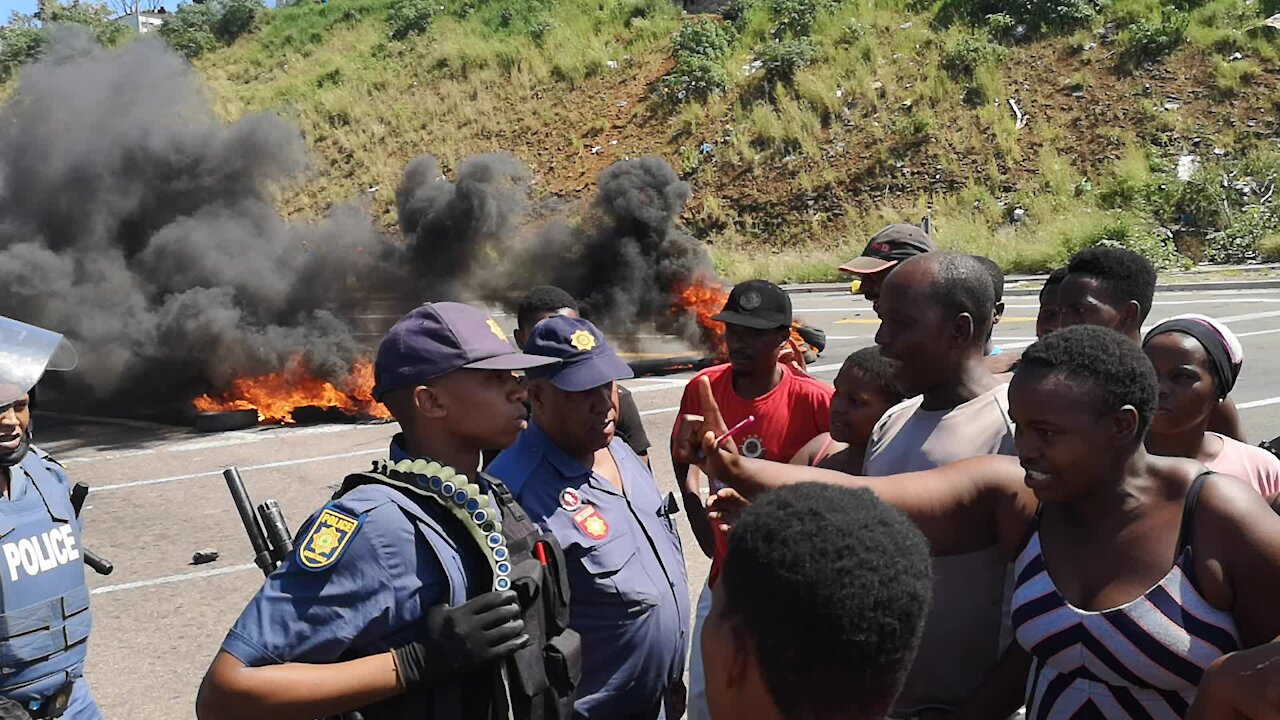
192 357 391 424
675 278 730 361
673 278 808 362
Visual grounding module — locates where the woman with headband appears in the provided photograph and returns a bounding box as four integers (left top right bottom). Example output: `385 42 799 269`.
1143 314 1280 498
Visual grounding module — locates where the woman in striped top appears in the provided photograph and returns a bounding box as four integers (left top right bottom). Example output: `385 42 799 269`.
683 325 1280 718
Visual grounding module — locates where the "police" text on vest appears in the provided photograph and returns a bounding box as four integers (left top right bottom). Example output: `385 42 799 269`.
3 526 80 581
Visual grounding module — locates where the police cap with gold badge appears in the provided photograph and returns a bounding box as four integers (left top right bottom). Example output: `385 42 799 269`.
373 301 560 401
522 316 633 392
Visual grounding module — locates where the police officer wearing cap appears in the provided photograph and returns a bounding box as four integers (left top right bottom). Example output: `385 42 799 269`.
0 316 101 719
837 223 934 312
488 316 690 720
198 302 582 720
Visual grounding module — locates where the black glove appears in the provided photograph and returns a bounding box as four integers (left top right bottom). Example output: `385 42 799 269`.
393 590 529 689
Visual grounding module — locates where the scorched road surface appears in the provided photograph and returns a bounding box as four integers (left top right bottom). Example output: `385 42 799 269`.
37 286 1280 719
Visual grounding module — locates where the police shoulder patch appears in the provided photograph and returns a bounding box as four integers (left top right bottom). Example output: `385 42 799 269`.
298 504 363 571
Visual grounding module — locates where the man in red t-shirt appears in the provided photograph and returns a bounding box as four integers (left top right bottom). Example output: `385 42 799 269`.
672 279 832 720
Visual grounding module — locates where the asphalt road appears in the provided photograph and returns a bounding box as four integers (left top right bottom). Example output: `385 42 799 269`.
35 285 1280 719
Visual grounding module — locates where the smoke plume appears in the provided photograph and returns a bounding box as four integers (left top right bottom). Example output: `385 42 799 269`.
0 29 387 415
1 30 715 419
396 154 715 346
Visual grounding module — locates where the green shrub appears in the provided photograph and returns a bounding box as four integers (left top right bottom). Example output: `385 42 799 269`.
1206 206 1276 263
1258 232 1280 262
39 0 130 46
1096 175 1155 210
757 37 818 86
1204 232 1257 263
890 110 936 146
0 24 44 81
214 0 264 43
722 0 757 24
1068 220 1187 269
658 56 730 103
1211 58 1258 98
1027 0 1099 33
767 0 817 36
1123 11 1188 64
528 18 554 42
1174 177 1228 230
983 12 1017 37
938 0 1098 37
386 0 435 39
160 3 220 58
672 20 735 60
940 33 1007 77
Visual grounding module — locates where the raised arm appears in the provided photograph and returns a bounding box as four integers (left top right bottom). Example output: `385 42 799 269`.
671 389 716 558
708 448 1031 558
676 377 1035 558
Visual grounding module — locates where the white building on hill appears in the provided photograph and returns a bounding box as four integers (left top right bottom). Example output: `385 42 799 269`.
114 9 168 34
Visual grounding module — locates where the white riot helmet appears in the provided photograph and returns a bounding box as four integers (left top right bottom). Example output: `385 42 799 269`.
1 316 76 465
1 315 77 407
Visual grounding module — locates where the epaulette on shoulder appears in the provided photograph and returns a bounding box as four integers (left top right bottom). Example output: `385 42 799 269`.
30 445 64 469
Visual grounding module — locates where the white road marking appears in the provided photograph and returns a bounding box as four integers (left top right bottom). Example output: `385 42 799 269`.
93 447 385 493
1190 309 1280 324
60 423 390 465
1234 327 1280 338
1237 396 1280 410
794 298 1280 314
91 563 259 595
629 380 695 395
61 449 157 465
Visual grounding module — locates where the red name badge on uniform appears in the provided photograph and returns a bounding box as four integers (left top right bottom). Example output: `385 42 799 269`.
572 505 609 540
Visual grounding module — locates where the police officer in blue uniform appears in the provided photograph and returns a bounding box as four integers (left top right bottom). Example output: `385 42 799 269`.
197 302 582 720
488 316 690 720
0 316 100 720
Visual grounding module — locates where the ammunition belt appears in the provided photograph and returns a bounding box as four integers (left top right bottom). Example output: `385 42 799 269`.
352 459 513 592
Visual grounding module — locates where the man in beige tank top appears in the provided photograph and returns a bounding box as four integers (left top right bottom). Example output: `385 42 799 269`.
865 252 1021 720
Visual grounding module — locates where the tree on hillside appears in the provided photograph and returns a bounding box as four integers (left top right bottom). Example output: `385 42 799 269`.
0 0 131 80
109 0 167 18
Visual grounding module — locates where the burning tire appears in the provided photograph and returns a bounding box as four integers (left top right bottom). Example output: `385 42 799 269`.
627 355 717 377
195 409 259 433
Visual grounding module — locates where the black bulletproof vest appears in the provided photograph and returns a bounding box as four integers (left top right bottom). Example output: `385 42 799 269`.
336 461 581 720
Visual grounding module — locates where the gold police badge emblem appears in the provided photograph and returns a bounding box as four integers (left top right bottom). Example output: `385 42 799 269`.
570 330 597 351
486 318 507 343
298 506 362 570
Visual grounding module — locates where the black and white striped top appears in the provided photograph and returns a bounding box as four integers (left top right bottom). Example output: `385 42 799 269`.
1011 475 1240 719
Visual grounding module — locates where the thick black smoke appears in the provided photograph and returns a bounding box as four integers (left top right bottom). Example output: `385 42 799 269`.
397 154 714 346
0 29 387 415
0 30 713 419
395 153 532 301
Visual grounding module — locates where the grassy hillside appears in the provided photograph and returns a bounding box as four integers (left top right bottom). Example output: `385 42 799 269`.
193 0 1280 281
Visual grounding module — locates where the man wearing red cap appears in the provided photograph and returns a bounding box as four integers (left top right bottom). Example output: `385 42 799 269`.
839 223 935 312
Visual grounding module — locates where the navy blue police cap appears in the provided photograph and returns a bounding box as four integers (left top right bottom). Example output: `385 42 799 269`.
522 316 634 392
373 302 559 401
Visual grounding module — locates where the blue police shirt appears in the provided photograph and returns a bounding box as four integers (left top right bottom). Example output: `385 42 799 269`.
488 423 690 718
222 436 482 667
